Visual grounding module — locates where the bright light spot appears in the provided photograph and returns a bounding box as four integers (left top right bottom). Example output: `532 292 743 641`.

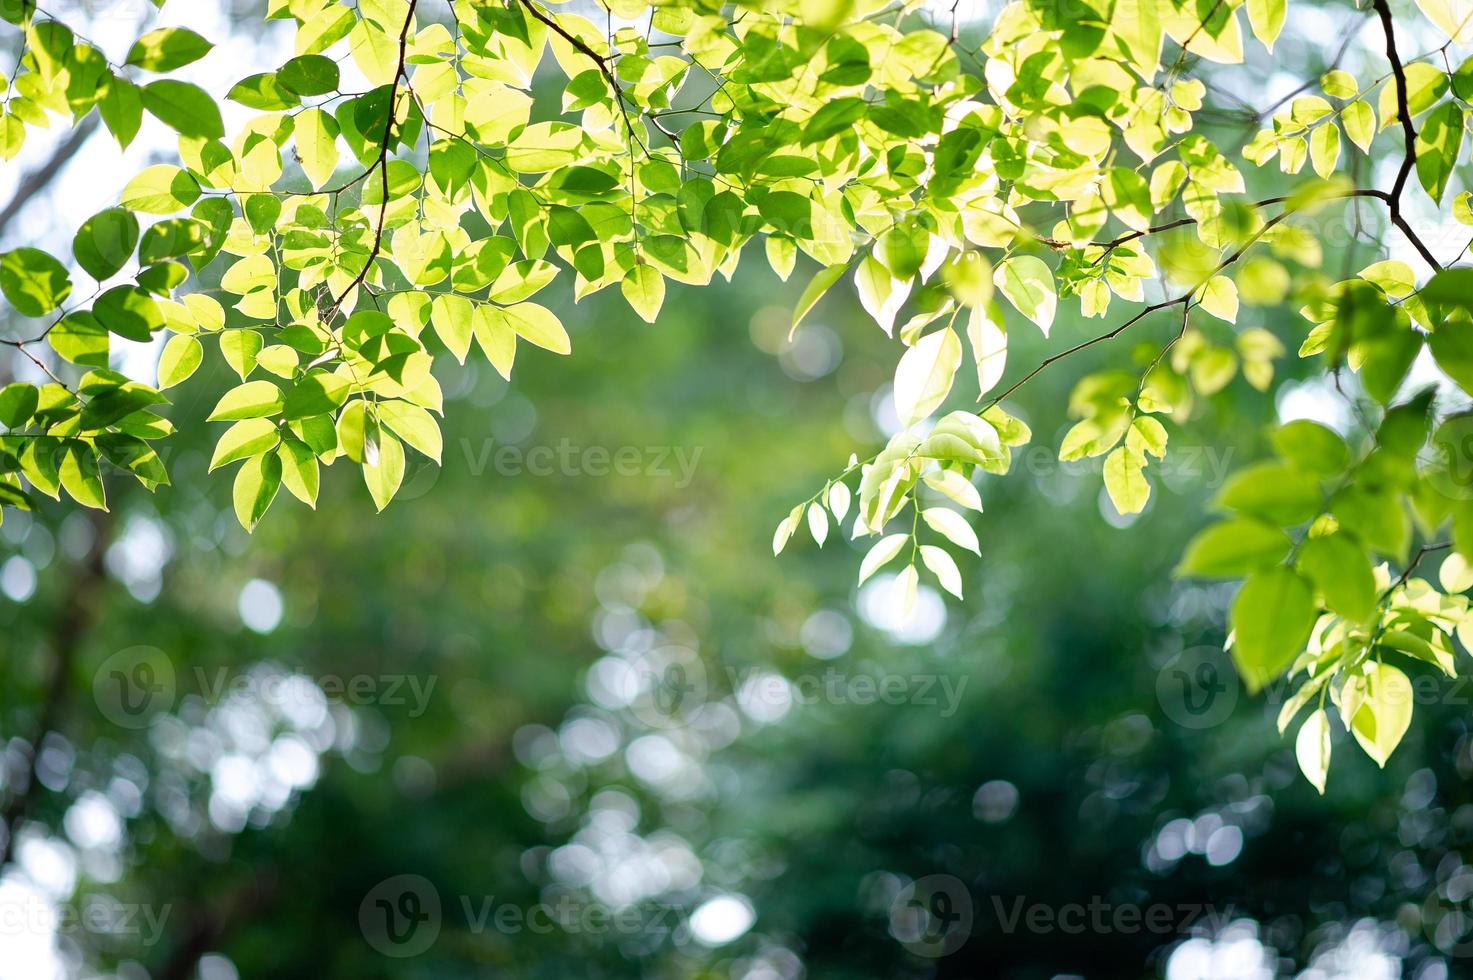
16 835 76 901
800 609 852 660
1205 825 1244 867
972 780 1019 823
105 516 172 603
734 669 793 724
238 579 284 633
267 735 319 790
559 716 621 765
0 877 63 980
626 735 685 784
62 792 123 851
779 324 842 381
198 953 241 980
858 574 946 644
1165 921 1275 980
690 894 755 946
1276 378 1351 435
0 556 36 602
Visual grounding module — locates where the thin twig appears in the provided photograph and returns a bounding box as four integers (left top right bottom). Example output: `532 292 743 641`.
1370 0 1443 271
513 0 677 146
325 0 419 319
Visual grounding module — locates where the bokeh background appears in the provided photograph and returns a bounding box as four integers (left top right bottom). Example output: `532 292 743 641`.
3 1 1473 978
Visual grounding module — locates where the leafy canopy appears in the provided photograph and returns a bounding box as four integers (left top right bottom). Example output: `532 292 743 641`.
3 0 1473 790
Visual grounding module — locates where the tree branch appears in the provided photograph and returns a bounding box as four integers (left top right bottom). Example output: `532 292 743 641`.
327 0 419 318
994 204 1303 407
513 0 678 146
0 112 99 239
1370 0 1442 271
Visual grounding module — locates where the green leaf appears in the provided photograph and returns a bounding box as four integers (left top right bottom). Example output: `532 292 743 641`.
278 54 340 96
430 294 474 363
920 507 980 554
1429 315 1473 395
790 263 847 336
277 437 320 508
59 441 106 510
51 312 109 367
1441 551 1473 592
919 545 963 599
1343 100 1375 152
993 256 1056 336
79 379 166 431
1424 267 1473 306
99 76 143 149
1415 0 1473 44
208 380 284 421
1342 662 1413 766
1270 420 1348 475
858 533 909 584
156 334 203 389
1196 275 1239 323
0 383 39 428
220 330 264 380
233 451 282 531
294 109 340 189
1215 461 1322 524
378 401 442 464
121 165 201 214
1415 101 1465 204
621 265 665 324
1102 168 1151 233
893 327 962 427
126 27 213 71
363 431 405 512
1111 0 1163 78
1310 122 1341 179
227 72 299 111
1247 0 1286 51
1359 259 1417 298
1297 532 1376 623
93 285 162 342
0 247 71 316
282 371 350 420
1103 445 1150 514
74 208 140 281
1230 566 1316 692
210 418 280 471
473 305 516 380
1295 710 1331 794
500 303 569 354
1176 518 1291 577
802 97 867 144
141 80 224 139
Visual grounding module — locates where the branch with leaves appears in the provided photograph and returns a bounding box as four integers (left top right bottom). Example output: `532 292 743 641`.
1 0 1473 794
